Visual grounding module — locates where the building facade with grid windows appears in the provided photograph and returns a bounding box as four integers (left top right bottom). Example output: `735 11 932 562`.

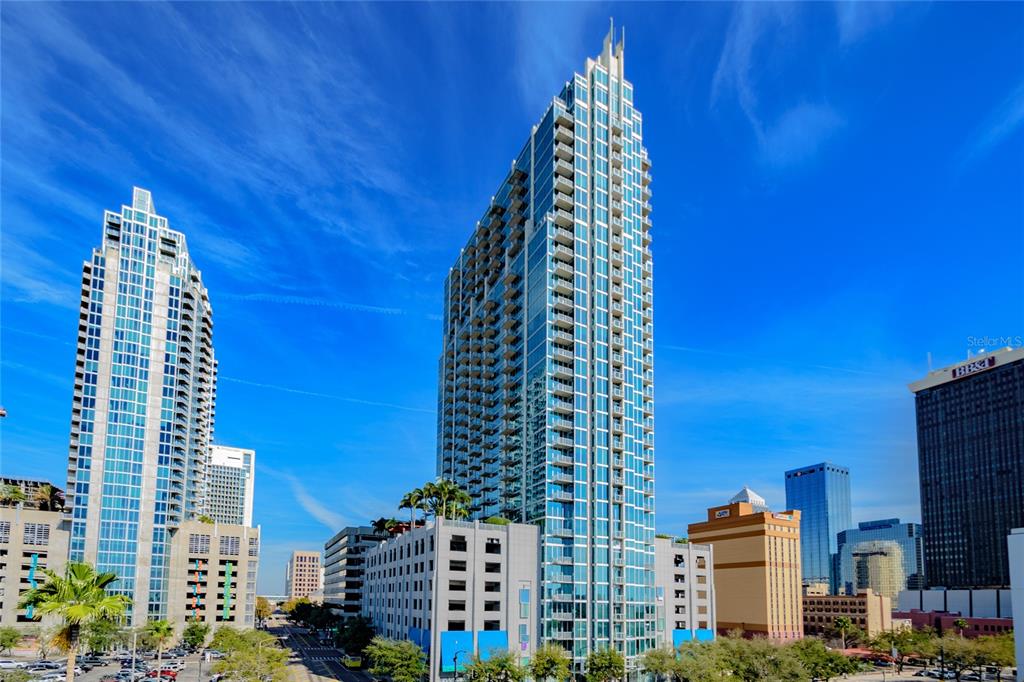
65 187 217 624
207 445 255 527
435 27 654 668
286 550 322 600
909 346 1024 588
168 520 259 632
0 507 70 629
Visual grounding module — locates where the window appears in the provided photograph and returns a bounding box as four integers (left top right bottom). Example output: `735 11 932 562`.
248 537 259 557
485 539 502 554
449 580 466 592
450 536 467 552
23 523 50 546
189 534 211 554
0 521 10 543
483 620 501 631
485 581 501 593
484 601 500 612
447 621 465 631
448 600 466 612
220 536 240 556
485 562 501 573
450 560 467 572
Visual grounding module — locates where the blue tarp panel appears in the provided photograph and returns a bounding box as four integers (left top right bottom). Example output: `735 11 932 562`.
695 629 715 642
408 627 430 652
672 629 693 648
477 631 508 661
440 631 473 673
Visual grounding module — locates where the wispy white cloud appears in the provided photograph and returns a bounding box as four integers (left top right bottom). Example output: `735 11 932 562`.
0 239 80 308
260 465 344 531
833 2 895 46
711 5 844 170
218 375 435 414
218 293 406 316
961 81 1024 165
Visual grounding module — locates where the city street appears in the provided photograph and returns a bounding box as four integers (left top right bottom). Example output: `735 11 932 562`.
274 624 371 682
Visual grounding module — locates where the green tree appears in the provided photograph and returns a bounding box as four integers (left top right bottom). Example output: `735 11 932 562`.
0 671 33 682
212 629 288 682
937 634 985 681
790 639 857 682
462 651 525 682
953 618 969 638
717 635 805 682
81 618 120 653
255 596 273 622
399 488 426 529
870 628 931 673
585 648 625 682
640 646 676 682
422 480 472 520
280 596 310 616
182 621 210 650
674 641 724 682
371 517 401 536
17 562 131 682
0 627 21 655
0 485 26 507
338 616 375 655
197 515 215 524
483 516 512 526
528 642 572 682
975 633 1015 680
365 637 428 682
833 616 853 650
33 485 64 512
143 620 175 673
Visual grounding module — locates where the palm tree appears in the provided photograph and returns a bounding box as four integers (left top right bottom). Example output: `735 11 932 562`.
427 480 472 519
0 484 26 507
834 615 853 650
399 488 425 529
144 620 174 674
34 484 64 512
17 562 131 682
953 618 968 638
371 517 400 536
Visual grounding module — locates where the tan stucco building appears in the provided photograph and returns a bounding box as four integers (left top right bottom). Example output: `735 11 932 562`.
687 488 803 640
168 520 260 632
0 507 69 629
803 589 893 638
286 550 321 600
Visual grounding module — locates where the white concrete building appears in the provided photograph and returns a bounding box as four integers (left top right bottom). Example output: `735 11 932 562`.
208 445 256 527
1008 528 1023 682
653 538 716 647
897 587 1014 619
363 519 540 681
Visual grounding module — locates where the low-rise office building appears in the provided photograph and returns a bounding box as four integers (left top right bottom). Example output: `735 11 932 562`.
892 610 1013 638
324 526 388 618
168 520 260 631
363 519 540 682
688 488 803 640
286 550 322 600
0 507 69 628
803 589 892 638
653 538 716 647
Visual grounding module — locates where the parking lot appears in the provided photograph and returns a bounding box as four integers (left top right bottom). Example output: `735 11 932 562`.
3 655 216 682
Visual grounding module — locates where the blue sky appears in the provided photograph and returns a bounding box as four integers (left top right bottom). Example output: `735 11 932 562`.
1 3 1022 594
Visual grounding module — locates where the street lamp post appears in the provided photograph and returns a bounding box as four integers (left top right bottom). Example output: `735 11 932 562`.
452 650 468 682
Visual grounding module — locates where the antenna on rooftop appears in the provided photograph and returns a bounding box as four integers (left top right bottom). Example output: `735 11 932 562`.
927 352 933 372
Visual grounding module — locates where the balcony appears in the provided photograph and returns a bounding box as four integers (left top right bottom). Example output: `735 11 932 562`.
554 142 573 161
552 275 573 295
551 453 574 467
553 261 574 278
554 175 573 196
554 159 573 178
552 294 573 313
553 209 573 228
552 313 574 330
550 379 573 397
554 190 573 212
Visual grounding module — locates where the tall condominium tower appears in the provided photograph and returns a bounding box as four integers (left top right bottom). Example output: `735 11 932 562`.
66 187 217 623
909 346 1024 588
208 445 256 527
784 462 851 592
436 28 654 664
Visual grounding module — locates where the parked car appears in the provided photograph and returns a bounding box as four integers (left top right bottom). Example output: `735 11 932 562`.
0 661 27 670
341 655 361 669
145 670 177 680
203 650 224 660
27 662 62 672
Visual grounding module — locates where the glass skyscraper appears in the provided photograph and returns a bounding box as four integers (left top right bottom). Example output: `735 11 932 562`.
66 187 217 623
436 28 655 665
784 462 851 592
836 518 925 595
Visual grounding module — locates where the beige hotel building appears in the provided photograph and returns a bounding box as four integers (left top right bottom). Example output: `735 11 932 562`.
688 488 803 640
